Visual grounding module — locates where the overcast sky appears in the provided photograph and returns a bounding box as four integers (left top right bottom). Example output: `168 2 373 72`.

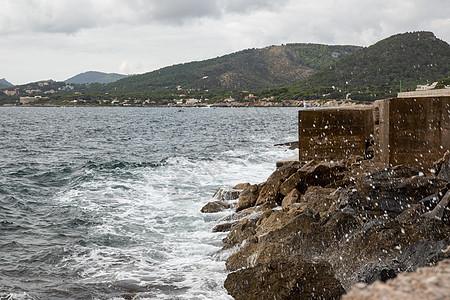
1 0 449 85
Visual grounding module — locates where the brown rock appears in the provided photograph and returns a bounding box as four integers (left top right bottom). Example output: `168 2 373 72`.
433 150 450 181
213 187 240 200
299 186 340 213
233 182 252 190
225 256 345 300
281 188 301 209
342 259 450 300
236 184 259 212
279 160 346 196
222 219 258 250
255 165 300 206
200 201 231 213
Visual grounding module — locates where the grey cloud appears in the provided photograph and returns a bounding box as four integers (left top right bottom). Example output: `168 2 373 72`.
222 0 291 13
0 0 292 35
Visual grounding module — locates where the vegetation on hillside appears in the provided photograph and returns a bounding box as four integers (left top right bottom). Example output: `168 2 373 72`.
1 31 448 106
104 44 361 94
260 31 450 101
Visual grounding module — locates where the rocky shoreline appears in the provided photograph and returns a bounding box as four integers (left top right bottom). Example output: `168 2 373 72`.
203 152 450 299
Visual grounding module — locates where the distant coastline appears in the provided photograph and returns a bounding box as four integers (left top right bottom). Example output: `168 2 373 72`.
1 99 372 108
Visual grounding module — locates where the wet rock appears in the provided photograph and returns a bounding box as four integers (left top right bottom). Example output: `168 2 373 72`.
212 222 235 233
255 164 300 206
222 218 258 250
281 188 301 209
356 260 405 284
233 182 252 190
433 150 450 181
220 152 450 299
213 188 240 201
298 186 340 214
422 190 450 221
348 167 447 217
224 256 345 300
343 259 450 300
400 237 450 272
279 160 347 196
201 201 231 213
236 184 259 212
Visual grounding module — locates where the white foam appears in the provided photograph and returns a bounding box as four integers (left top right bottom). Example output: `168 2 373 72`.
52 136 296 299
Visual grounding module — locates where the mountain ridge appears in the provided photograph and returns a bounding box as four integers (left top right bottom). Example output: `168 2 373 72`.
264 31 450 101
105 43 362 94
65 71 129 84
0 78 13 88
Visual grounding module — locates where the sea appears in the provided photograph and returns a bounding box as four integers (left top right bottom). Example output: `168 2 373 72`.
0 107 299 300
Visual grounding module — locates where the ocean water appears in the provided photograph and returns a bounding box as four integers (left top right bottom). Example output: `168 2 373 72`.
0 107 298 300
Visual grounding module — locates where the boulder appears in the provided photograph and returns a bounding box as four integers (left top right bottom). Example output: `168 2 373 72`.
356 260 405 284
213 188 241 201
298 186 340 214
200 201 231 213
233 182 252 190
433 150 450 181
281 188 301 209
343 259 450 300
224 256 345 300
255 164 300 206
279 160 346 196
236 184 259 212
222 218 258 250
220 152 450 299
347 166 448 217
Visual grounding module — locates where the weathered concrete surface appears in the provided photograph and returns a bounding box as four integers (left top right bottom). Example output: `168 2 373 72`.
299 107 374 162
299 97 449 170
373 97 449 169
386 97 450 169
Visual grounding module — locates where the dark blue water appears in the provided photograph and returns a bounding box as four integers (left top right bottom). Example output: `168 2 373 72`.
0 107 298 299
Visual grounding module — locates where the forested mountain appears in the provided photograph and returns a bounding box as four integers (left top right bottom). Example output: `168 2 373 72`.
105 44 362 94
65 71 129 84
261 31 450 101
0 78 13 89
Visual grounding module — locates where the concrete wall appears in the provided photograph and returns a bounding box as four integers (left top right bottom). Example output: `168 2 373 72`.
298 107 374 162
298 96 449 170
398 89 450 98
382 96 450 169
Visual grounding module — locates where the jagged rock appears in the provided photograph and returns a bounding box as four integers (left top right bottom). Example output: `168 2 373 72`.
201 200 231 213
222 218 258 250
298 186 340 214
356 260 405 284
255 164 300 206
220 152 450 299
281 188 301 208
347 167 447 217
433 150 450 181
213 188 241 201
395 203 426 224
343 259 450 300
212 222 235 233
224 256 345 300
236 184 259 211
422 190 450 221
279 160 347 196
233 182 252 190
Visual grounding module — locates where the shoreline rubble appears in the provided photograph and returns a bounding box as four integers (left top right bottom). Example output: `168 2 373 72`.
202 151 450 299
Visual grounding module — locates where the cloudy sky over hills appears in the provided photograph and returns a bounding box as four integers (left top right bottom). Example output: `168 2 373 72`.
1 0 449 84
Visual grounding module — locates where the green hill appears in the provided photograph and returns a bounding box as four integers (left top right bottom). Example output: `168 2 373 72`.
65 71 129 84
263 31 450 101
105 44 362 95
